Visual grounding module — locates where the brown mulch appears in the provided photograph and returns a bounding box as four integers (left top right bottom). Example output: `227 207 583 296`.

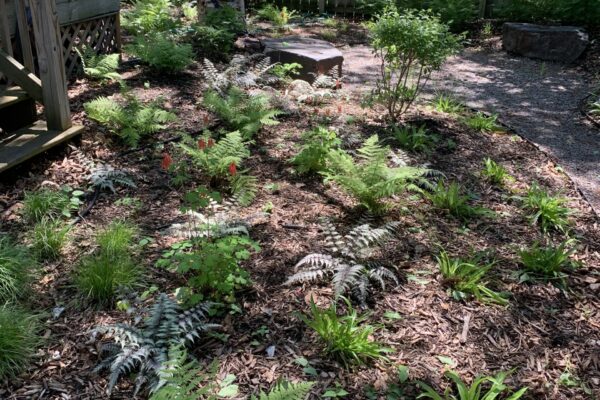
1 22 600 400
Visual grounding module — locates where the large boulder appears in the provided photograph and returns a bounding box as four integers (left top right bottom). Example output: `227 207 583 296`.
263 36 343 83
502 23 589 63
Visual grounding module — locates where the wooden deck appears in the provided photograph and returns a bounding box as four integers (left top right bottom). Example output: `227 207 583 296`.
0 120 83 173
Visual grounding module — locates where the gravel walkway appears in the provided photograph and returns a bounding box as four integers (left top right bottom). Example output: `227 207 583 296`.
343 44 600 214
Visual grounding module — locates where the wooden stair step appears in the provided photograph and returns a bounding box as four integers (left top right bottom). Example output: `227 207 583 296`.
0 86 31 110
0 120 84 173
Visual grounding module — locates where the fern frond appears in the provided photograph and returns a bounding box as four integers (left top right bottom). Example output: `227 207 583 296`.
333 263 364 296
89 164 135 193
252 380 314 400
285 269 328 285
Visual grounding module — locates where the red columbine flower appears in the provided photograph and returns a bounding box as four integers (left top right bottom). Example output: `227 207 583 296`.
161 153 172 170
228 162 237 176
335 79 341 89
203 115 210 125
207 138 215 148
198 139 206 150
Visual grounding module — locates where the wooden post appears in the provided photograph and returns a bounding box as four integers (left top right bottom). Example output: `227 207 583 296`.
14 0 35 72
318 0 325 14
197 0 206 23
30 0 71 131
238 0 245 17
479 0 488 18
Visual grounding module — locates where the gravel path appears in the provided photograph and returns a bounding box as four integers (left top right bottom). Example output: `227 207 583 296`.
343 44 600 214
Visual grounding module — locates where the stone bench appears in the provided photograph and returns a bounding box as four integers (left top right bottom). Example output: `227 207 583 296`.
502 23 589 63
263 36 343 83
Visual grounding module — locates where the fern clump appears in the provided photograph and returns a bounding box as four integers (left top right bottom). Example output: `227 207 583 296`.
200 57 278 94
322 135 435 213
122 0 179 36
286 218 400 304
202 87 281 139
0 306 40 379
126 32 194 73
252 381 314 400
75 46 122 82
292 126 340 174
84 92 176 147
93 293 218 396
0 237 36 303
176 131 257 206
89 164 136 193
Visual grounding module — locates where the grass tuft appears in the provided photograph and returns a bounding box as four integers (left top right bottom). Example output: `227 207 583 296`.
0 237 35 303
22 189 70 223
31 218 69 260
521 183 571 234
96 221 137 258
0 306 40 379
518 239 579 287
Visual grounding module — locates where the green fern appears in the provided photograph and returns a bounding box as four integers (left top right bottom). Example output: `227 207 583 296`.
322 135 436 213
177 131 257 205
126 32 194 74
84 92 176 147
93 293 218 396
251 381 314 400
286 218 400 304
75 46 122 82
203 87 281 139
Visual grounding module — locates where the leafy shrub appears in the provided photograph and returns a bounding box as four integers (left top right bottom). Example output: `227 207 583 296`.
481 158 514 187
520 183 571 234
204 6 245 35
32 218 69 260
93 293 218 395
418 369 527 400
256 4 297 28
494 0 600 26
322 135 435 213
286 219 400 304
464 112 501 132
75 253 141 307
177 132 257 205
437 251 508 305
22 188 71 223
187 25 235 61
392 124 438 153
96 221 138 258
0 237 35 303
518 239 579 286
433 93 465 114
292 127 341 174
428 181 490 220
202 87 281 139
0 306 40 379
127 32 194 73
367 7 461 120
85 91 176 147
299 299 390 367
122 0 178 35
251 381 315 400
76 46 121 82
271 62 302 81
429 0 477 30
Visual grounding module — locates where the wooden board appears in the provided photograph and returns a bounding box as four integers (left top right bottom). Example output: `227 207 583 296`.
5 0 120 36
0 85 29 109
0 120 83 172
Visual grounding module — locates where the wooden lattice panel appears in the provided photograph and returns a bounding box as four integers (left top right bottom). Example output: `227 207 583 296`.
60 13 120 77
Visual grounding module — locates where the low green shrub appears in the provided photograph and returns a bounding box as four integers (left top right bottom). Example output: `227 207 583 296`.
299 299 390 367
0 306 40 379
437 251 508 305
392 124 438 153
520 183 571 234
429 0 477 31
292 126 340 174
31 218 69 260
256 4 297 28
494 0 600 26
518 239 579 286
127 32 194 73
0 237 35 303
204 5 245 35
187 25 235 61
122 0 179 35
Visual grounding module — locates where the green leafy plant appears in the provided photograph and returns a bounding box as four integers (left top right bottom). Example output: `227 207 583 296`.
437 251 508 305
418 369 527 400
271 62 302 81
520 183 571 234
323 135 436 213
367 7 461 120
85 91 176 147
31 217 69 260
495 0 600 26
22 188 72 223
75 46 121 82
204 5 245 35
429 0 477 30
518 239 579 286
464 112 501 133
93 293 218 395
127 32 194 73
251 381 315 400
202 87 281 139
286 219 400 304
299 298 390 367
89 163 137 194
176 131 257 205
96 221 138 258
481 158 514 187
589 100 600 115
122 0 178 35
428 181 490 220
0 306 40 379
433 93 465 114
187 25 235 61
292 126 341 174
392 124 438 153
256 4 297 28
0 237 35 303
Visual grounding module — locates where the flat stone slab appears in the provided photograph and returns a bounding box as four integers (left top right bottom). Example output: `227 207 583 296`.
502 23 588 63
263 36 343 83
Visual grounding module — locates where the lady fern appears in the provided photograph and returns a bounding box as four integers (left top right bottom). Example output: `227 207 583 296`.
322 135 435 213
252 381 314 399
75 46 122 82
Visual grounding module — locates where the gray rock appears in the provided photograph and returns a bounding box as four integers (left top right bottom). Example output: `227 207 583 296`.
502 23 589 63
263 36 343 83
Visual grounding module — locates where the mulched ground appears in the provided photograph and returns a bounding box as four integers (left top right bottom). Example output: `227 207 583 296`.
1 20 600 400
